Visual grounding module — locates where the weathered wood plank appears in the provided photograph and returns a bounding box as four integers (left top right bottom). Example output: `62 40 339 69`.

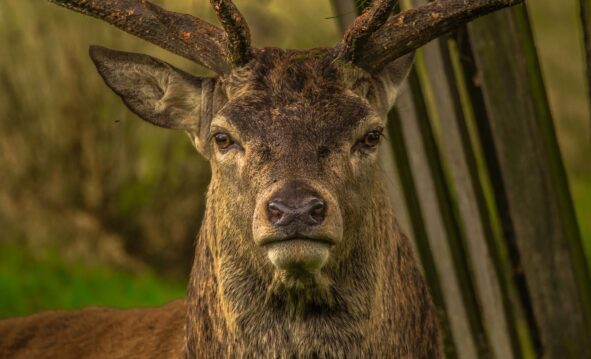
420 33 517 359
396 71 478 359
452 28 538 359
387 90 458 358
468 5 591 358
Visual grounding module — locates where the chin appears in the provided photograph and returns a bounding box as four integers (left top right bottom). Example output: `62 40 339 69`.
265 238 332 273
266 268 339 316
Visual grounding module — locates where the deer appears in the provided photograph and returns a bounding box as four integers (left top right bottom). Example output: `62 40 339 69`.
0 0 523 358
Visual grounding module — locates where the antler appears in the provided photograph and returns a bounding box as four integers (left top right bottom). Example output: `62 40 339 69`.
48 0 253 73
337 0 394 62
339 0 524 74
209 0 253 67
50 0 523 75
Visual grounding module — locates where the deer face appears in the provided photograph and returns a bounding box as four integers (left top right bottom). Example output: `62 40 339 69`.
90 45 412 287
214 49 392 275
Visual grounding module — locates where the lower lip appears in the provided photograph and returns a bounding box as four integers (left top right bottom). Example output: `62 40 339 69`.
265 239 331 272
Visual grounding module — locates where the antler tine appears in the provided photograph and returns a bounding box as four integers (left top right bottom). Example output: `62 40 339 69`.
347 0 525 74
48 0 233 74
337 0 395 63
209 0 254 67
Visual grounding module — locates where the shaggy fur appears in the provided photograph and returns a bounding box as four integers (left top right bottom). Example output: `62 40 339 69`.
0 47 441 358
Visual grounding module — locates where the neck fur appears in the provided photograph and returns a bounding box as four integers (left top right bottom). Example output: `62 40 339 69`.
184 185 440 358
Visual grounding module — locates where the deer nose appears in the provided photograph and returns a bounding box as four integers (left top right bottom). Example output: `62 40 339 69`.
267 197 326 227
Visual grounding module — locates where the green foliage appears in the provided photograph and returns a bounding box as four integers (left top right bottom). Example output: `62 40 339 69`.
0 244 184 319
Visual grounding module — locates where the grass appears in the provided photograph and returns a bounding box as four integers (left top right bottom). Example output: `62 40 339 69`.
0 244 185 319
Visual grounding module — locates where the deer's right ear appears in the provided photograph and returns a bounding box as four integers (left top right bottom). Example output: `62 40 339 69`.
366 52 414 115
89 45 216 157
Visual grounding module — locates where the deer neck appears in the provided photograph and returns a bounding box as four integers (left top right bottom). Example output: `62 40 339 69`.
184 182 426 358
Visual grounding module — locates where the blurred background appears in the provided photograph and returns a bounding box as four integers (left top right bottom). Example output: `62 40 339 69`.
0 0 588 319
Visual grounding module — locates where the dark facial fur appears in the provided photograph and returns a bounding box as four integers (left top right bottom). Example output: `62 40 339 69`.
181 48 441 358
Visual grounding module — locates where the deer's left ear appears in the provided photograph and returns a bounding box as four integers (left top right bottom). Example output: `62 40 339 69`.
366 52 414 115
89 45 215 156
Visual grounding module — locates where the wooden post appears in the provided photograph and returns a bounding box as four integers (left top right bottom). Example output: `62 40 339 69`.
393 73 480 359
419 30 518 359
467 4 591 358
453 28 538 359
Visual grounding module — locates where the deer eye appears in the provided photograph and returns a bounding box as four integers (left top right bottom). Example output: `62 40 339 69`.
364 131 381 147
357 128 384 150
213 133 234 150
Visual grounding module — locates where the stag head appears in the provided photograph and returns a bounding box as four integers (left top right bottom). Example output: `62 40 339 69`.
51 0 523 294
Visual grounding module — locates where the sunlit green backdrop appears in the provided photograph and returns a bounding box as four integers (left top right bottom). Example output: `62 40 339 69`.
0 0 588 319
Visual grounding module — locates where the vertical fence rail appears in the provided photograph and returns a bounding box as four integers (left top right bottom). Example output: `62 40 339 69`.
330 0 591 358
394 73 479 359
467 5 591 358
418 30 517 359
452 28 538 359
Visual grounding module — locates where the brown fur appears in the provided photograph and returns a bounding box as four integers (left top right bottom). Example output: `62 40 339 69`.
0 301 186 358
0 48 441 358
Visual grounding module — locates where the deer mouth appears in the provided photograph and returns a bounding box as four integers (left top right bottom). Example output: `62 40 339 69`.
260 236 335 273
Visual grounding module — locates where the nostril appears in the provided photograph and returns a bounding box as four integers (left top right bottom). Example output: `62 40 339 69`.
308 199 326 225
268 201 284 225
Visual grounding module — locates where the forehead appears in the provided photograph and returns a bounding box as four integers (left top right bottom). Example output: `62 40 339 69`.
218 48 375 141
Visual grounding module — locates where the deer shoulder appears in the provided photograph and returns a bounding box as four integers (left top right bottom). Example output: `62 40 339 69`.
0 301 186 358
